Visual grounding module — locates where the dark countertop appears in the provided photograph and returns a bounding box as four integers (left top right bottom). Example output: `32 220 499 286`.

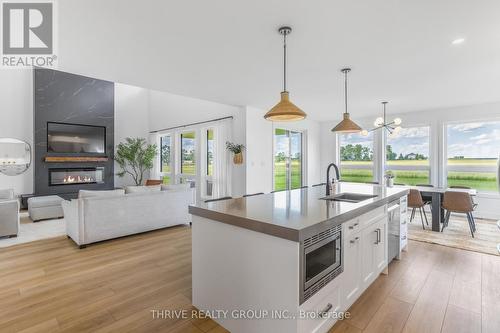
189 183 409 242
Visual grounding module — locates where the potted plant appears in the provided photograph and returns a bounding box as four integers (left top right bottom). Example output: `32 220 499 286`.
226 141 245 165
115 137 157 186
384 170 395 187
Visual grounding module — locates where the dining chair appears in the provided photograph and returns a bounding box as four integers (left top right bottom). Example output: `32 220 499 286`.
441 191 475 237
243 192 264 197
408 189 428 229
416 184 433 212
312 183 326 187
205 196 232 203
450 185 478 209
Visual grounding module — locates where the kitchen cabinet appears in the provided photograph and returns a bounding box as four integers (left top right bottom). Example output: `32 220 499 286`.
342 211 388 309
361 217 387 288
342 230 362 309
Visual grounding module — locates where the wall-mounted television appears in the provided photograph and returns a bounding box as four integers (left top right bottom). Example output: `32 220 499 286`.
47 122 106 154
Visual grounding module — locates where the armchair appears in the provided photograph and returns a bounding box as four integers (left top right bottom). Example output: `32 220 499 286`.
0 189 19 238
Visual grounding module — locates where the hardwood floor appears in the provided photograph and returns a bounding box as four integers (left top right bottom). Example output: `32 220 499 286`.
1 226 499 332
331 237 500 333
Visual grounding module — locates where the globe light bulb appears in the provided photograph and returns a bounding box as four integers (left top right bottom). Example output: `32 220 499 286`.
360 129 369 137
374 117 384 127
393 118 402 126
394 126 402 134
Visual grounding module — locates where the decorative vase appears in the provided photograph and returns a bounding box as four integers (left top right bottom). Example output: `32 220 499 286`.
386 178 394 187
233 152 243 165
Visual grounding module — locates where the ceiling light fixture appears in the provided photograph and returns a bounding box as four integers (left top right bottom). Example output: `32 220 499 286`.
264 26 306 122
452 38 465 45
331 68 362 133
361 101 402 137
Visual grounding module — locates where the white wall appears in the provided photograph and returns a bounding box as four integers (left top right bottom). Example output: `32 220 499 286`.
319 101 500 219
0 70 33 195
114 83 150 187
148 89 247 197
245 106 322 195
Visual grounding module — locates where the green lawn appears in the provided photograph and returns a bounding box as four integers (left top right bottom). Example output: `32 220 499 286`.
341 158 499 191
274 160 302 191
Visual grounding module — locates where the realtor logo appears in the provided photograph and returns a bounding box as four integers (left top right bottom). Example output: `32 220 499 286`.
1 1 57 67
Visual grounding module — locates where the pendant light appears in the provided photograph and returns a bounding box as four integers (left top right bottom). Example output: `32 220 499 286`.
361 101 402 137
331 68 362 133
264 26 306 121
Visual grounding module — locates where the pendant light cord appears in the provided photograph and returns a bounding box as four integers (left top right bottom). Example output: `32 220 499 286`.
283 31 287 92
344 70 348 114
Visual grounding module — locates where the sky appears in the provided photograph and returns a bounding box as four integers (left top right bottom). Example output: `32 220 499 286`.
447 122 500 158
341 121 500 159
274 131 302 156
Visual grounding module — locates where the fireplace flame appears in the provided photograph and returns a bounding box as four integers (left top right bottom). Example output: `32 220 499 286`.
63 175 94 183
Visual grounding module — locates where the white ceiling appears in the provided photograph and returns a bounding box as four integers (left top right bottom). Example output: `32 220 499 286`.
58 0 500 121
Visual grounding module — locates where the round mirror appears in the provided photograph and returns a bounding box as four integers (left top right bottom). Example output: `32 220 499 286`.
0 138 32 176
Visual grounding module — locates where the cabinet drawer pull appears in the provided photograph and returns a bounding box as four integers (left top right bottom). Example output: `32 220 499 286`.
374 228 381 244
401 235 407 240
350 237 360 244
348 222 359 230
318 303 333 318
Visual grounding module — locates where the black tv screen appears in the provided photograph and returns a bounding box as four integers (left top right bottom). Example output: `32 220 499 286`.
47 122 106 154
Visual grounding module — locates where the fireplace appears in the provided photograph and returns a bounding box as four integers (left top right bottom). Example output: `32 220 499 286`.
49 167 105 186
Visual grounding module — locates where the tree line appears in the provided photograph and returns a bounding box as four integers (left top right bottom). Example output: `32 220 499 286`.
341 144 428 161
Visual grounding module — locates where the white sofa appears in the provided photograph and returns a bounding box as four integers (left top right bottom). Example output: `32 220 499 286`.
62 186 194 248
0 189 19 238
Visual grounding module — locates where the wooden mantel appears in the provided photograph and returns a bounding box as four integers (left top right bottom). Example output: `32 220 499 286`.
44 156 109 163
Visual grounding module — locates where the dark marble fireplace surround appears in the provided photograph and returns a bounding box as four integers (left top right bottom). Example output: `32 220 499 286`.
34 68 115 199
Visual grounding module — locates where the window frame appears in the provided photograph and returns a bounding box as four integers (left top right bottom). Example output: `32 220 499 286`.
159 133 174 184
443 118 500 193
272 127 306 191
337 131 375 184
384 124 432 186
178 130 197 185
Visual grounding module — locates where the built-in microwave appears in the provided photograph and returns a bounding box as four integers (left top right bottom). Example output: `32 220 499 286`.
300 224 343 303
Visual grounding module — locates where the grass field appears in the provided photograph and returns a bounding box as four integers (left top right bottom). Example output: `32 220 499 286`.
274 160 302 190
341 159 498 191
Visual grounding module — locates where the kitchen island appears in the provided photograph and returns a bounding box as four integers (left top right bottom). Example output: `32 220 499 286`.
189 183 408 333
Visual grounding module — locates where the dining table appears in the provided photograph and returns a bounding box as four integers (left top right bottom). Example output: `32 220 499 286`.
395 185 477 231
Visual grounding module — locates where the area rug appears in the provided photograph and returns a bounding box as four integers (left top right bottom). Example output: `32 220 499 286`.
408 213 500 256
0 212 66 248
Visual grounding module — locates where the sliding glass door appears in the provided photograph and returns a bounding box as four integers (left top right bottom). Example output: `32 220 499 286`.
179 131 196 185
274 129 303 191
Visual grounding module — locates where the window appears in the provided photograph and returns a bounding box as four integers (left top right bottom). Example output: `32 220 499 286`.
386 126 430 185
205 129 214 197
338 132 374 183
274 129 303 191
446 121 500 192
180 131 196 184
160 135 172 184
207 129 214 177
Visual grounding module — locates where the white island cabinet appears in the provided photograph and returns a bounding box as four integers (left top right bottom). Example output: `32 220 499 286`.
189 183 407 333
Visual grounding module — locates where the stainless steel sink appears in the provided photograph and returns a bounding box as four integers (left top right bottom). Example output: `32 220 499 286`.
320 193 377 203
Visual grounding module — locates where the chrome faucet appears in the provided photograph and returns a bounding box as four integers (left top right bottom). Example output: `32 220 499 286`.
326 163 340 196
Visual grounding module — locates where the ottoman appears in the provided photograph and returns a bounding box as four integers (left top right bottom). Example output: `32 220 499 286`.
28 195 64 222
